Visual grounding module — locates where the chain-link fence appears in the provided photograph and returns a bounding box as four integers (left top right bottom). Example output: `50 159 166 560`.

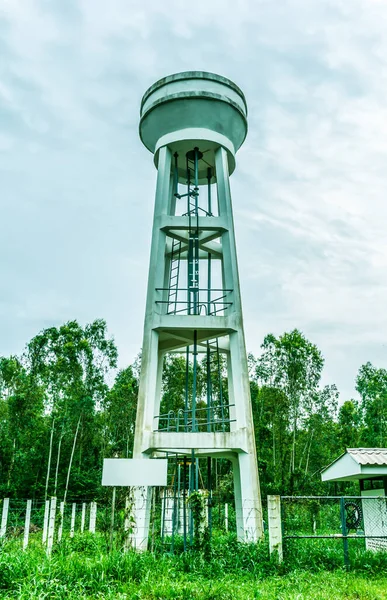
0 491 261 554
279 495 387 568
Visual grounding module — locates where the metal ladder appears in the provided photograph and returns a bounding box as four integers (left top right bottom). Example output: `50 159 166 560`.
167 238 182 314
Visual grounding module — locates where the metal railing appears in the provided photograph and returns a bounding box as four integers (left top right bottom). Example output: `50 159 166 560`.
155 404 234 433
155 288 233 316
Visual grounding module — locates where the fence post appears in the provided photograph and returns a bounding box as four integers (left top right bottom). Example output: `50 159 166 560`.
268 495 283 562
340 497 350 570
81 503 86 533
23 500 32 550
42 500 50 543
47 496 57 556
110 487 116 552
225 503 229 532
70 503 76 538
0 498 9 539
89 502 97 534
58 501 65 542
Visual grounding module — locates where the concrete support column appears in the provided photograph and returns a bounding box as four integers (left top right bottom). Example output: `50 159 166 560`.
216 145 263 540
131 146 173 550
233 454 264 541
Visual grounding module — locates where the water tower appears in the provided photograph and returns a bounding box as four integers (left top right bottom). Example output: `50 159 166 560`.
132 71 263 549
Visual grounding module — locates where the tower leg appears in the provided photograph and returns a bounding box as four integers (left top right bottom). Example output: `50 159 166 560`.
232 454 264 542
131 344 164 551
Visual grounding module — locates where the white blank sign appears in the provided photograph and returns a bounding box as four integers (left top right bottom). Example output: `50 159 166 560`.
102 458 168 487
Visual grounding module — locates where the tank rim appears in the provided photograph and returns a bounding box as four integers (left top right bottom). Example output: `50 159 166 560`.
139 91 248 152
141 71 247 115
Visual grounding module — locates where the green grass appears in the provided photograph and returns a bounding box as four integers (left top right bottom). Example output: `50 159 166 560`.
1 534 387 599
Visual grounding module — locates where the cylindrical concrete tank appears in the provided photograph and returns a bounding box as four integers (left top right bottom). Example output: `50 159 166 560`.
139 71 248 183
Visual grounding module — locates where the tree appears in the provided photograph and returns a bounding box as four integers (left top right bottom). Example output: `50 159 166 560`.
250 381 290 493
256 330 324 475
25 319 117 501
356 362 387 447
0 357 46 497
103 366 138 458
337 399 362 449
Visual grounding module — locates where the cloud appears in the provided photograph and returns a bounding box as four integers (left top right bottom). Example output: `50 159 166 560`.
1 0 387 400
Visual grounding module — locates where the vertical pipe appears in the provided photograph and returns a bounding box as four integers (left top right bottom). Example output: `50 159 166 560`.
225 503 229 532
187 160 192 315
192 331 198 432
207 253 212 432
23 500 32 550
173 153 179 199
177 463 181 535
184 346 189 432
207 167 212 216
216 340 226 431
189 451 194 545
186 156 191 216
206 341 212 432
193 148 199 314
183 457 187 552
194 235 199 314
194 147 199 190
207 253 212 315
207 457 212 538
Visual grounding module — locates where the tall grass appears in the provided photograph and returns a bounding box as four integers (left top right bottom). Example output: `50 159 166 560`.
1 533 387 599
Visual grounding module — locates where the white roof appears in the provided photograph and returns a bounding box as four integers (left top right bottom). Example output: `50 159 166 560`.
321 448 387 482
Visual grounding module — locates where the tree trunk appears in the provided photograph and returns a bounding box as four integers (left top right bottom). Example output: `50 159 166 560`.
299 429 310 471
272 422 276 468
45 417 55 502
63 415 81 506
54 431 64 496
305 429 314 474
7 438 16 490
290 415 297 474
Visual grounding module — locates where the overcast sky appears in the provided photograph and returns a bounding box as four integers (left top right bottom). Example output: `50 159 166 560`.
1 0 387 401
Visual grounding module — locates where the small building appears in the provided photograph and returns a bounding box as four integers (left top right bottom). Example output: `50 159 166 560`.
321 448 387 551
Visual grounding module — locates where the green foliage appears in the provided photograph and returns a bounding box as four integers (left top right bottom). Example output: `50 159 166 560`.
1 535 387 599
0 320 119 501
187 491 211 554
102 366 138 458
356 362 387 447
1 320 387 501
